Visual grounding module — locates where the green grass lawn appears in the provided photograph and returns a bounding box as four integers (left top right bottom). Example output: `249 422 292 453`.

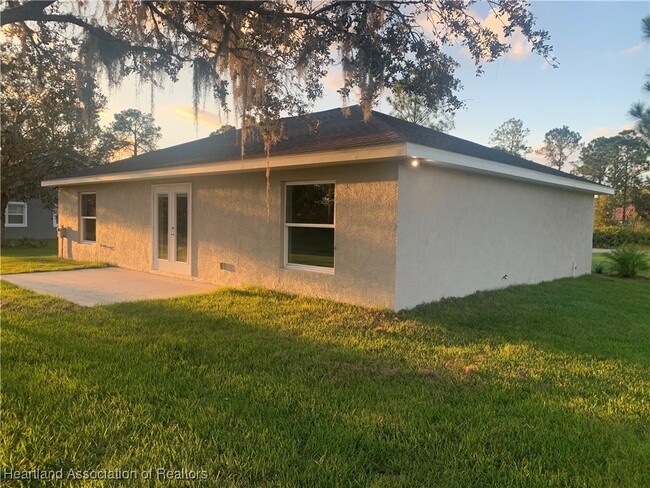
1 251 649 486
0 246 107 274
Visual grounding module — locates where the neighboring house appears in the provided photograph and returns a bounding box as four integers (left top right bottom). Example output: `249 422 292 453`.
612 205 637 223
4 199 57 240
43 107 613 310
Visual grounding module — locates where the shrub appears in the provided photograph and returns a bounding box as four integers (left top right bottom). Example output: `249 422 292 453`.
592 261 606 274
593 226 650 248
1 238 55 249
605 245 650 278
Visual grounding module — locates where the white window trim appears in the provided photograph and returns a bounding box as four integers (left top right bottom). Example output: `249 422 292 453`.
5 201 28 227
52 205 58 228
79 192 96 244
283 180 336 274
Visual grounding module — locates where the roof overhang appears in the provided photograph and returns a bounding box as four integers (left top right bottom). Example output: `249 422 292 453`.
41 143 408 187
407 143 614 195
42 141 614 195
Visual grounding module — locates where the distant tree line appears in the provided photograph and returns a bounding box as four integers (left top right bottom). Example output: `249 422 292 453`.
487 114 649 225
487 13 650 227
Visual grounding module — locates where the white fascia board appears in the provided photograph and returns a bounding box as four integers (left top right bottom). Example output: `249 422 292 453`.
407 143 614 195
41 143 409 187
42 140 614 195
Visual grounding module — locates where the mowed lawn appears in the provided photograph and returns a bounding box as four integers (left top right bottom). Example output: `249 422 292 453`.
0 245 107 274
1 249 649 486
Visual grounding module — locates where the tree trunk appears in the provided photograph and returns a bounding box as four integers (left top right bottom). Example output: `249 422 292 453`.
622 156 629 224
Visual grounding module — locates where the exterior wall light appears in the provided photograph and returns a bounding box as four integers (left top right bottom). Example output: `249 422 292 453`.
410 158 420 168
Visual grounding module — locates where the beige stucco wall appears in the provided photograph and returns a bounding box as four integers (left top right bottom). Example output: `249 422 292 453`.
58 159 596 311
59 181 152 269
58 161 399 309
394 162 595 310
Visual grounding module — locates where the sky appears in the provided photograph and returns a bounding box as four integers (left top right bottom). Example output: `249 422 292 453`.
102 1 650 164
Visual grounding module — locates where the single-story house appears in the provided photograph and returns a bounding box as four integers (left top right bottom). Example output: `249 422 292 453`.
43 106 613 310
4 199 57 240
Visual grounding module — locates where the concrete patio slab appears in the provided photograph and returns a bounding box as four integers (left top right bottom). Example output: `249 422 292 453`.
1 267 219 306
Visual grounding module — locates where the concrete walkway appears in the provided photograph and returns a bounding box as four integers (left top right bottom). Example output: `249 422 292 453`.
2 267 219 306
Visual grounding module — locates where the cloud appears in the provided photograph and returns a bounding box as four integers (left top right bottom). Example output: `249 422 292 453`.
528 142 549 165
324 69 343 91
617 42 645 57
585 124 634 141
415 8 443 33
480 10 532 62
450 10 532 63
171 106 223 128
98 109 114 123
531 142 544 153
415 8 532 63
458 46 473 60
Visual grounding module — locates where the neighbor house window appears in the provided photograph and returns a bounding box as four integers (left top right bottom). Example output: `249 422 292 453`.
284 182 335 272
80 193 96 243
5 202 27 227
52 205 58 227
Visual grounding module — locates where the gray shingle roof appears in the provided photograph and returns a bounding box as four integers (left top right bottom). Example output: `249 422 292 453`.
61 105 591 184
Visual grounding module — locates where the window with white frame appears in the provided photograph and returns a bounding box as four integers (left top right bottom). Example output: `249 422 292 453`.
52 205 58 227
80 193 96 242
5 202 27 227
284 182 335 271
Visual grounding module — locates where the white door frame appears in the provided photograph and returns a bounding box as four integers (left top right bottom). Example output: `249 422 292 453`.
152 183 192 275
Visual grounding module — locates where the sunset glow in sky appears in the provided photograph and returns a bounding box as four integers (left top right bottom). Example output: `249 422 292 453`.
102 1 650 164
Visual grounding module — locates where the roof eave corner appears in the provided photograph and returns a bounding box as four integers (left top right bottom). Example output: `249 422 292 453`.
406 143 615 196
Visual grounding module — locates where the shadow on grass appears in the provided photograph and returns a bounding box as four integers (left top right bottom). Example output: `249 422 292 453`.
1 280 649 486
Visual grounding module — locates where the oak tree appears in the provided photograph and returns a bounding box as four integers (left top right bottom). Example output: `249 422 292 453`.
1 0 555 141
0 39 105 238
1 0 556 219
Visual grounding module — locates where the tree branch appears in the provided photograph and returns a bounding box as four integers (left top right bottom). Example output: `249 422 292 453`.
0 0 56 26
2 3 188 61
